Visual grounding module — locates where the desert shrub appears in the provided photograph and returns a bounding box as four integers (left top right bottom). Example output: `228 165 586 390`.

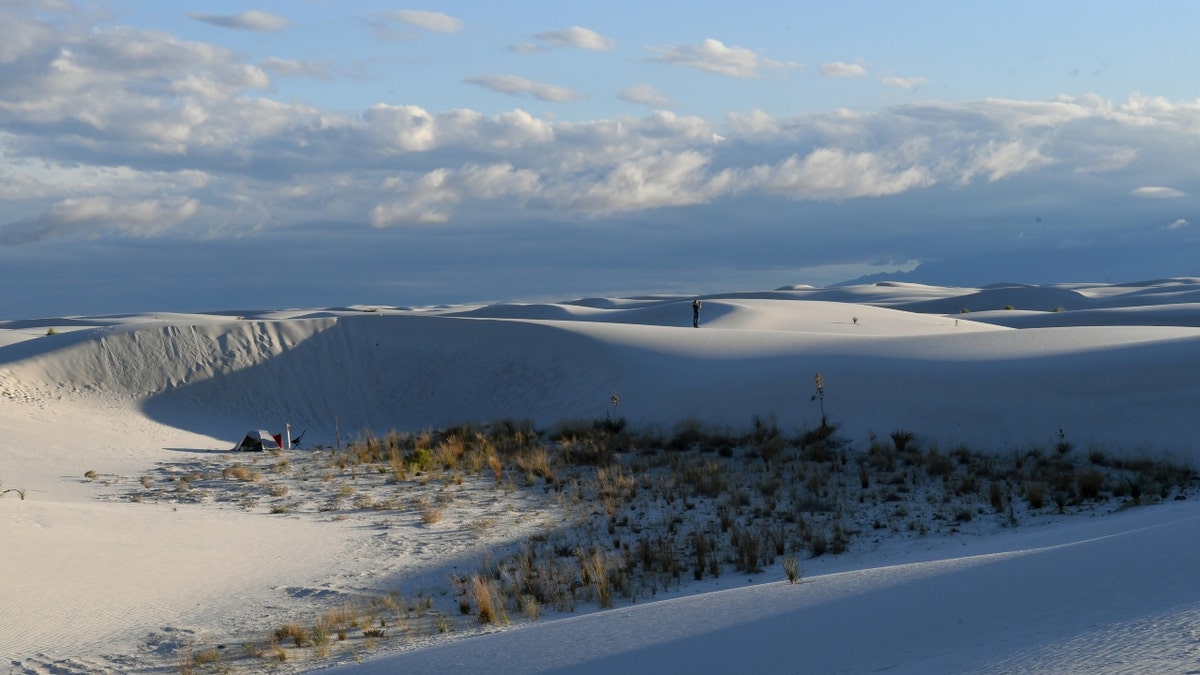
515 446 555 481
925 450 955 479
669 417 708 451
809 532 828 558
681 460 726 497
421 505 444 524
1078 469 1104 500
1026 482 1046 509
989 482 1005 512
192 645 221 665
594 416 628 435
406 447 435 473
782 555 800 584
890 430 915 453
274 622 309 647
730 525 762 572
470 575 507 624
1121 475 1145 505
759 435 786 465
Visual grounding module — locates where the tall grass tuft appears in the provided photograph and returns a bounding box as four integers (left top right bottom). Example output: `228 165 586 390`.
782 555 800 584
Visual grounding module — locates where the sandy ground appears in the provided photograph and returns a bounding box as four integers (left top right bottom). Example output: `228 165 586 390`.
5 278 1200 673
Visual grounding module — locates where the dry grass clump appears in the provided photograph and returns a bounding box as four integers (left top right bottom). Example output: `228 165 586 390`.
223 464 260 481
273 621 310 647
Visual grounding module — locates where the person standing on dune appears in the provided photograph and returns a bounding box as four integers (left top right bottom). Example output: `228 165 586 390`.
693 299 702 328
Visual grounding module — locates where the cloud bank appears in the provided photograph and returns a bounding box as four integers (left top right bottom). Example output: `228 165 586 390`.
3 3 1200 316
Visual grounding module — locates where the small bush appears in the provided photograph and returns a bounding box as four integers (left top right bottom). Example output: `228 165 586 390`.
1026 482 1046 509
274 621 309 647
1078 469 1104 500
782 555 800 584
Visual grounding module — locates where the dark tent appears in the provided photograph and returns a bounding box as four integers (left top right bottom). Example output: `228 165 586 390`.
232 429 282 452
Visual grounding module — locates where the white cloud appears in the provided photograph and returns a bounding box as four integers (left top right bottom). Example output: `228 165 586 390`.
387 10 463 33
188 11 291 32
820 61 867 78
963 140 1054 183
371 162 542 226
1132 186 1184 199
0 195 199 243
619 84 674 109
725 109 780 136
748 148 935 200
647 39 791 78
881 76 927 89
371 169 456 225
1167 218 1189 230
362 104 439 152
464 74 585 103
573 151 724 212
5 9 1200 248
533 26 614 51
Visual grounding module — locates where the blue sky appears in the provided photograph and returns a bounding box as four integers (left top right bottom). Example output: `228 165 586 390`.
3 1 1200 317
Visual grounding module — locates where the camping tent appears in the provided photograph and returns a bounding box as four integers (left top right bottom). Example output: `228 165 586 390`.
232 429 282 452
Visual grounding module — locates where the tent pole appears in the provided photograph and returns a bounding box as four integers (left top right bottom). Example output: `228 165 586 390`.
285 423 292 450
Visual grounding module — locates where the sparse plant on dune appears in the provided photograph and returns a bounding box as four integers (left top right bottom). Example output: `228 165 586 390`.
469 574 507 625
811 372 827 429
1055 428 1072 455
1 480 25 500
274 621 310 647
889 430 915 453
782 555 801 584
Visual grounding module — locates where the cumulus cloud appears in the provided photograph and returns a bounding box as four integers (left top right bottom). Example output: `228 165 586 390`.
748 148 935 200
881 76 928 88
0 196 199 243
1167 218 1189 230
387 10 463 33
188 10 291 32
371 162 541 226
820 61 867 78
464 74 585 103
619 84 674 109
573 151 724 212
962 140 1054 183
1132 186 1184 199
647 39 792 78
533 26 614 51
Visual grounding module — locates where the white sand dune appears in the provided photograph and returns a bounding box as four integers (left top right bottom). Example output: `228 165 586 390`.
3 278 1200 673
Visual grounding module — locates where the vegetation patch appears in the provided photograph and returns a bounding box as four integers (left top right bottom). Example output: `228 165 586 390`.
104 415 1196 671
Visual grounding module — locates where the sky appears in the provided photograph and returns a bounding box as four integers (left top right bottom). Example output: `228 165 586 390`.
3 0 1200 318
